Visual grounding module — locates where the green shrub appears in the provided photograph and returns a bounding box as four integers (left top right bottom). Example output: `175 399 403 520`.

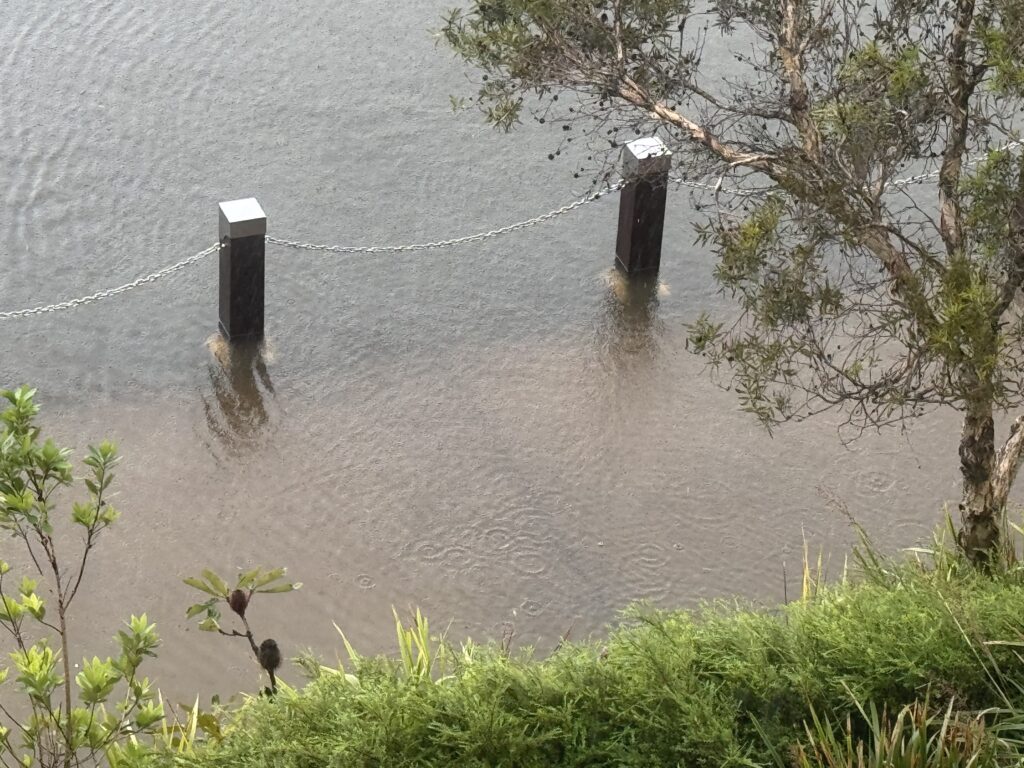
769 699 1005 768
136 561 1024 768
0 386 162 768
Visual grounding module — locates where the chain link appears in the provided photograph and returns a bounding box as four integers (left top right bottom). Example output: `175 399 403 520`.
266 181 626 255
1 140 1021 320
671 178 761 195
0 244 219 320
671 140 1024 196
887 140 1023 188
1 183 628 320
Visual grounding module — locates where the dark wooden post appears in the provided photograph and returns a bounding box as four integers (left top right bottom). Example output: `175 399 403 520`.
218 198 266 342
615 137 673 275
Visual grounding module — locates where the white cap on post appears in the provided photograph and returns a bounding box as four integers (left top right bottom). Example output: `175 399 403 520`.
219 198 267 240
621 137 673 179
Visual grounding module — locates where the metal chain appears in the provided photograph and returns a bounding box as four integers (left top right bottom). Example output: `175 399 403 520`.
671 140 1024 196
671 178 761 196
889 140 1023 187
1 140 1021 320
0 243 219 319
266 181 626 255
3 183 630 318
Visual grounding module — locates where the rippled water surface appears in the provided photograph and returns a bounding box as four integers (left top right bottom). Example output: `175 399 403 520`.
0 2 965 699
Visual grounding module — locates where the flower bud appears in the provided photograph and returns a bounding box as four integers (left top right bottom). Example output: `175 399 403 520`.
228 589 249 618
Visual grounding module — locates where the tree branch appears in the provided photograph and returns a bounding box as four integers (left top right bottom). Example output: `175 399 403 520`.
616 76 776 170
995 151 1024 319
611 0 625 69
938 0 979 256
992 413 1024 509
779 0 823 161
617 76 938 331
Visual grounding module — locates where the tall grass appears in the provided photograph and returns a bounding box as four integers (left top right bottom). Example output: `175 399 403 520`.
760 698 1006 768
136 521 1024 767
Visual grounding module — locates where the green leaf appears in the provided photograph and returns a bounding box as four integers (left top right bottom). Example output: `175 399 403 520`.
99 505 120 524
135 700 164 730
198 617 220 632
236 567 263 590
183 577 222 597
196 712 222 740
71 502 98 527
0 595 24 623
200 569 230 597
75 657 120 705
21 593 45 621
255 582 302 594
186 601 213 619
12 643 62 703
252 568 287 588
130 675 154 701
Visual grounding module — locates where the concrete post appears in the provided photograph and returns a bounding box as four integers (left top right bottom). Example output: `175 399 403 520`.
615 137 672 274
218 198 266 342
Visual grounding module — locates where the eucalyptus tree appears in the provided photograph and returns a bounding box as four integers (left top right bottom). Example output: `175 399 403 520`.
443 0 1024 561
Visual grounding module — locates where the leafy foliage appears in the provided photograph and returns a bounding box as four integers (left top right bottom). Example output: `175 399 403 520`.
136 541 1024 768
184 566 300 696
442 0 1024 558
0 386 162 768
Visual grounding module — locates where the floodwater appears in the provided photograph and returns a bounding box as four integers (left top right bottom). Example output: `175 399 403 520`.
0 2 965 701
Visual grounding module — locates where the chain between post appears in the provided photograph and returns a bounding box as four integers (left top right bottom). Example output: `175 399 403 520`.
0 139 1021 320
0 244 219 319
265 181 625 255
670 140 1024 196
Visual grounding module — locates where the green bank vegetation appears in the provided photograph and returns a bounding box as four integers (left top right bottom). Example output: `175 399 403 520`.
0 385 164 768
0 387 295 768
8 390 1024 766
133 532 1024 768
7 405 1024 768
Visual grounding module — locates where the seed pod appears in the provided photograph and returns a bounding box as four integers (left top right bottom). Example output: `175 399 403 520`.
228 589 249 618
259 638 282 673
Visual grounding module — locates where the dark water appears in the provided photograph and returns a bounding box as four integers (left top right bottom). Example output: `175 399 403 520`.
0 2 962 701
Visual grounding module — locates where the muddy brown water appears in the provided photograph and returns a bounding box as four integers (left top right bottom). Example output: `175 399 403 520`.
0 2 965 703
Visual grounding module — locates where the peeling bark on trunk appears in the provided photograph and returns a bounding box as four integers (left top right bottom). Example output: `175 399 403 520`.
958 402 1000 563
958 391 1024 562
994 416 1024 506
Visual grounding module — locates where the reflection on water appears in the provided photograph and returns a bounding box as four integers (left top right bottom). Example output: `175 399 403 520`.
597 268 669 359
202 335 275 453
0 0 960 706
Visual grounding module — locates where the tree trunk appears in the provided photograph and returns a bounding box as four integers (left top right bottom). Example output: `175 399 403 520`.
958 402 1001 563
